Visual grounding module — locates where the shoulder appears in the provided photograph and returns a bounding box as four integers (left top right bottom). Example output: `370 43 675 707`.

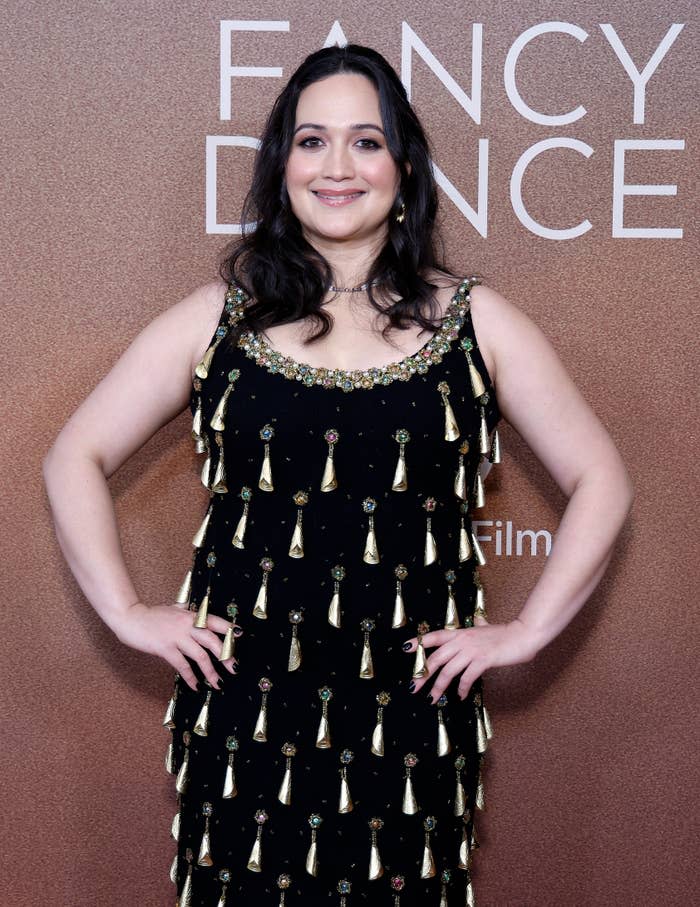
160 278 230 376
466 281 532 386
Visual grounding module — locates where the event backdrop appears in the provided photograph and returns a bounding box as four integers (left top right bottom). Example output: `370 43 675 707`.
2 1 697 904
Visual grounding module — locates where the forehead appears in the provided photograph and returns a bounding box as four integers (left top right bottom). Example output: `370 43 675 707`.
295 73 381 125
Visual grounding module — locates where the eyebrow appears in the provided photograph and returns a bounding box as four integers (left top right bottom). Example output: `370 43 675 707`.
293 122 385 135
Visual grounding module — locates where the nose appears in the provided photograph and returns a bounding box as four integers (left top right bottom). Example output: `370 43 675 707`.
322 141 355 181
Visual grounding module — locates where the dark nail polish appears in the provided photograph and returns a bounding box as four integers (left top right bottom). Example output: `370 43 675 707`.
233 627 243 636
402 642 412 651
408 681 416 692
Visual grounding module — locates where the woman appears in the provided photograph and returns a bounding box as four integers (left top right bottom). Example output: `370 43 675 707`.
43 44 633 907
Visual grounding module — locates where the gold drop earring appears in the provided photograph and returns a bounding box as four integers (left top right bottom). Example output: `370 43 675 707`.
395 201 406 223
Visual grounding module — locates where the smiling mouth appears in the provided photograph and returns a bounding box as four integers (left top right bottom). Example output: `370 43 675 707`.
312 190 365 201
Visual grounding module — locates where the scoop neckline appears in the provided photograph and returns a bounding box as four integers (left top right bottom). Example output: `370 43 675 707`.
231 278 476 392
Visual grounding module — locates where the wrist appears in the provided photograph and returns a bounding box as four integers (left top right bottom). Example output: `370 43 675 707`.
510 617 549 660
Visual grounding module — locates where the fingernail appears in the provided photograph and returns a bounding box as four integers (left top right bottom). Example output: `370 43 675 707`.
402 642 412 651
233 627 243 636
408 681 416 692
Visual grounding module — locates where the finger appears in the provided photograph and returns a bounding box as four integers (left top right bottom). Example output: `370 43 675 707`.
204 615 239 637
180 639 222 690
220 656 238 674
410 642 461 694
168 651 199 691
428 653 471 703
457 658 486 699
402 629 460 652
191 627 227 659
473 614 489 626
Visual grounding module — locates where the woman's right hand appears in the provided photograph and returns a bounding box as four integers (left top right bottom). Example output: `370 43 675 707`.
111 601 240 690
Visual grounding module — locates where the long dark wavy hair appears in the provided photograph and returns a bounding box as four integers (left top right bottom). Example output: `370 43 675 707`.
217 44 460 349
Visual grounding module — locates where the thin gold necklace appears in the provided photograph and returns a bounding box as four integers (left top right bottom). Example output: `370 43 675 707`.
328 280 379 293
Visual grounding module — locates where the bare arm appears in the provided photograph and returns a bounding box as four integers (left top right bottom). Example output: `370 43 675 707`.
407 283 635 700
42 279 237 689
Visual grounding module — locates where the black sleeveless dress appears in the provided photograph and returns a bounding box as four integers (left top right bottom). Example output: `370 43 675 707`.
164 276 502 907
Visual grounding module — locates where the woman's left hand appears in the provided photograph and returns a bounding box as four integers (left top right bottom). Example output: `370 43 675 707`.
402 617 542 702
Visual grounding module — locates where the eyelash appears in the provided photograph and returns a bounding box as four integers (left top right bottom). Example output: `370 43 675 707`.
298 137 381 150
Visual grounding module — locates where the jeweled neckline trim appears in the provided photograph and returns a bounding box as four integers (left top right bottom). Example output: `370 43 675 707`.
233 280 476 392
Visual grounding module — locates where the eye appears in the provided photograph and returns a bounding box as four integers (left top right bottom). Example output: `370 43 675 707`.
298 136 323 148
356 138 381 149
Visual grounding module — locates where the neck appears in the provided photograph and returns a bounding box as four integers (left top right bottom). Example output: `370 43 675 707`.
303 229 387 292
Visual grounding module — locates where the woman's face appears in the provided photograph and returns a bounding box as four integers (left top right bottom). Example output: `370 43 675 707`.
284 72 402 248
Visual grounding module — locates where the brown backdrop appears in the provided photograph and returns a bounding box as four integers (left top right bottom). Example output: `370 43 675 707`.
2 2 697 904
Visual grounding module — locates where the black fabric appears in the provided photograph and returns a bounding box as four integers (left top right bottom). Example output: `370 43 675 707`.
169 280 501 906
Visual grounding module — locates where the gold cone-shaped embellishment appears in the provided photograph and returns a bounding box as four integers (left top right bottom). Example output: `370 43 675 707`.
258 449 273 491
223 759 237 799
169 851 178 885
253 580 268 619
232 507 249 548
475 706 488 754
363 525 379 564
490 427 501 464
437 381 460 441
306 839 318 876
338 750 354 813
175 743 189 795
482 701 494 739
288 635 301 671
288 514 304 558
424 523 438 566
192 396 203 439
444 571 459 630
338 776 353 813
362 498 379 564
193 690 212 736
321 455 337 492
402 774 419 814
220 627 235 662
392 590 406 630
475 766 485 810
278 765 292 805
454 458 467 500
195 333 225 380
412 642 428 679
197 817 213 866
253 706 268 741
369 833 384 880
420 846 436 879
200 451 211 488
471 530 487 566
210 382 234 432
192 504 213 548
165 739 176 774
328 590 341 627
437 702 452 756
315 713 331 748
175 568 192 606
371 721 384 757
458 825 470 870
466 352 486 398
321 429 340 491
454 777 466 817
247 833 263 872
163 689 177 729
391 429 410 491
359 618 375 679
471 821 479 850
466 879 476 907
479 407 490 455
193 586 211 629
210 447 228 494
195 434 207 455
473 471 485 509
474 577 486 618
178 865 193 906
459 510 472 562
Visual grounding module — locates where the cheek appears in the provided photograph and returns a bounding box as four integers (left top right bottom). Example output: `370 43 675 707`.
364 157 400 191
285 152 317 188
